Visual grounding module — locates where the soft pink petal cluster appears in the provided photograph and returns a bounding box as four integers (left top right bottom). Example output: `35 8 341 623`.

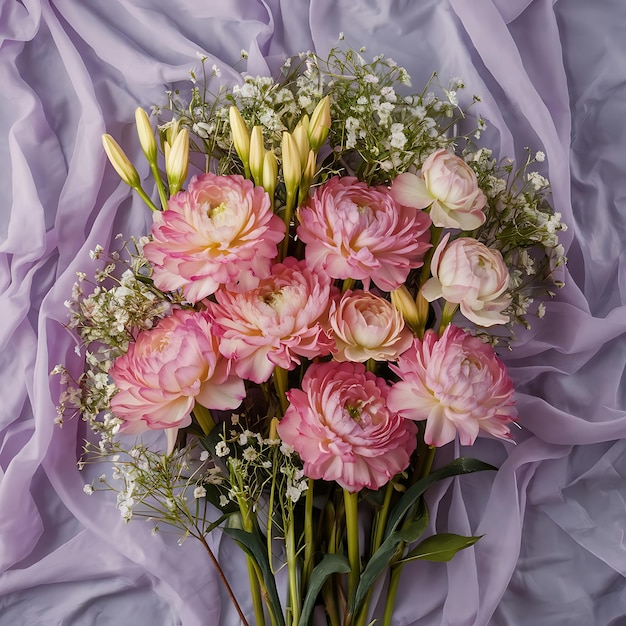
144 173 285 303
328 290 413 362
391 149 487 230
211 257 334 384
297 176 431 291
277 361 417 492
422 234 511 327
388 325 517 447
109 309 245 434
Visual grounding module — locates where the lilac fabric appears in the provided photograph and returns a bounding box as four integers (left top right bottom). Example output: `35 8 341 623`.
1 0 625 624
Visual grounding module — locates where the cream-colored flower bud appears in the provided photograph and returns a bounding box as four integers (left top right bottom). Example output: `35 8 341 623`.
102 134 140 188
281 132 302 198
249 125 265 185
262 150 278 199
391 285 421 331
229 106 251 165
135 108 157 164
308 96 331 152
299 149 317 200
166 128 189 195
292 120 310 169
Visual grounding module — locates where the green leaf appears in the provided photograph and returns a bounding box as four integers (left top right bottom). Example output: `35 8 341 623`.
397 533 482 563
385 457 497 540
298 554 350 626
351 516 425 615
222 526 285 626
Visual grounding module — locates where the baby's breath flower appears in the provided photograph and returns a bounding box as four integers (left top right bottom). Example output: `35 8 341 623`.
193 486 207 499
215 442 230 457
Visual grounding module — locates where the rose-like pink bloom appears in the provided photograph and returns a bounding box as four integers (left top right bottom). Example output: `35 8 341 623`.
297 176 431 291
144 173 285 303
277 361 417 492
328 290 413 362
110 309 245 434
422 234 511 327
391 149 487 230
211 257 335 384
388 325 517 447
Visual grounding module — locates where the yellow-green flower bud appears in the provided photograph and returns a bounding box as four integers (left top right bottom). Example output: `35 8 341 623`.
292 120 310 169
102 134 140 188
299 149 317 200
249 125 265 185
391 285 421 332
229 106 251 166
262 150 278 200
308 96 331 152
281 132 302 199
134 107 157 164
166 128 189 196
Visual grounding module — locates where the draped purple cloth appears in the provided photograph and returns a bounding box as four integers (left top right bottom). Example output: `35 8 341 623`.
2 1 625 624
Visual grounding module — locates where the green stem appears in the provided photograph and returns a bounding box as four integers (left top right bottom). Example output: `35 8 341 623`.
273 366 289 416
357 482 394 626
382 565 403 626
303 479 315 589
280 192 297 261
343 489 360 608
134 185 160 212
150 162 169 210
341 278 355 294
286 516 301 626
193 402 215 436
237 495 266 626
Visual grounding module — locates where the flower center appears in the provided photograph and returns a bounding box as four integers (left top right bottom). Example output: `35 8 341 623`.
345 401 363 422
207 201 229 220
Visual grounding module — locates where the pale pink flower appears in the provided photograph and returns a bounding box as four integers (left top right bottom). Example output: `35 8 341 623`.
211 257 335 384
388 325 517 447
391 149 487 230
297 176 431 291
328 290 413 362
277 361 417 492
110 309 245 434
144 173 285 303
422 234 511 327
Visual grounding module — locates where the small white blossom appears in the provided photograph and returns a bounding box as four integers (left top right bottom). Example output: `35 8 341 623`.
193 486 207 499
215 441 230 457
83 484 94 495
535 151 545 162
200 450 210 462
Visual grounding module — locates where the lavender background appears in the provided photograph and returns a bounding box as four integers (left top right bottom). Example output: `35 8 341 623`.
2 1 626 624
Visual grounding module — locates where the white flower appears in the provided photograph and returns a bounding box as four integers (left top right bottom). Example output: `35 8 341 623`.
193 486 207 499
83 484 94 495
535 151 545 162
219 495 229 507
243 447 258 461
200 450 210 462
215 441 230 457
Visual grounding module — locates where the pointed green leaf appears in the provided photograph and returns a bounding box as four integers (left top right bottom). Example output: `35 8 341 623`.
298 554 350 626
398 533 482 563
385 457 496 540
222 526 285 626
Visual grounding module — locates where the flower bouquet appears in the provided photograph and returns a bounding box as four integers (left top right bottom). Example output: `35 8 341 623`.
55 47 566 626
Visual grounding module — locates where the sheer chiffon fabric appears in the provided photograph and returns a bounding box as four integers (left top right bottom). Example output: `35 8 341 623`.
1 1 625 624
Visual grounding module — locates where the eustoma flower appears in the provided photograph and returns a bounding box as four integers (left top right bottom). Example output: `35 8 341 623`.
144 173 285 303
109 309 245 434
388 325 517 447
277 361 417 492
391 149 487 230
422 234 511 326
210 257 334 384
328 290 413 362
297 176 431 291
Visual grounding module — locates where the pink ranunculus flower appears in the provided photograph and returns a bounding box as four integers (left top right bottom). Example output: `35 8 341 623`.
391 149 487 230
328 290 413 363
388 325 517 447
210 257 335 384
296 176 431 291
277 361 417 492
109 309 245 434
144 173 285 303
422 233 511 327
